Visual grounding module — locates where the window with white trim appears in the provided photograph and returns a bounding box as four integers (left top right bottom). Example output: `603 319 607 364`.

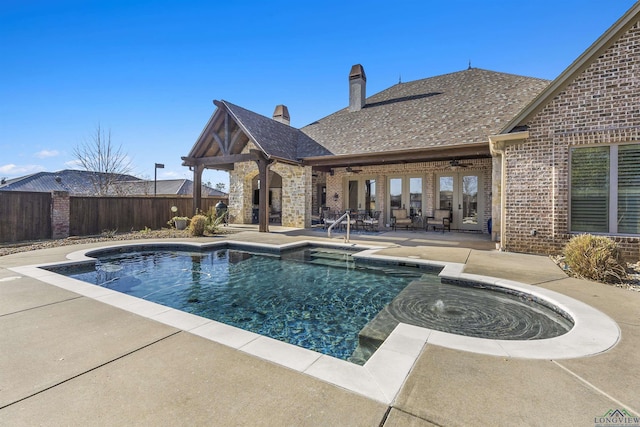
570 143 640 234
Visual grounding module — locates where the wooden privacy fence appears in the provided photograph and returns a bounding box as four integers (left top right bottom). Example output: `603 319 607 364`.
0 191 225 244
0 191 52 244
70 196 223 236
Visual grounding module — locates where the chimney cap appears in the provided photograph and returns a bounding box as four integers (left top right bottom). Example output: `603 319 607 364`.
349 64 366 81
272 104 290 125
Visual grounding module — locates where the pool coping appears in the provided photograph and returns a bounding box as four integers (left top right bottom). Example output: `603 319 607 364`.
9 239 621 405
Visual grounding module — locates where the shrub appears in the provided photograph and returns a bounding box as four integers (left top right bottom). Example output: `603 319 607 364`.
189 214 207 236
563 234 627 284
101 228 118 238
203 207 226 235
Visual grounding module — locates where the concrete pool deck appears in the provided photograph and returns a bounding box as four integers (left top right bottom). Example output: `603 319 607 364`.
1 229 639 426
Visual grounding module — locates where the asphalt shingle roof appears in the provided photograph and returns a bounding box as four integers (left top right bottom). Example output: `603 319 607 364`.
301 68 550 156
0 171 227 197
0 170 140 194
223 101 333 161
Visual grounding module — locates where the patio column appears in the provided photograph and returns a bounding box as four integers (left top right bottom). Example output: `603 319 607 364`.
192 164 204 215
251 149 273 232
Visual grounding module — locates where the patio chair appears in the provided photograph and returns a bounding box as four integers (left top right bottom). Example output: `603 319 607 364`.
340 211 357 230
269 211 281 223
426 209 451 232
323 211 339 229
391 209 413 231
362 211 380 231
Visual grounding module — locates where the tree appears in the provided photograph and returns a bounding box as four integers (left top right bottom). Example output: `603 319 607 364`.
215 182 227 192
73 125 132 196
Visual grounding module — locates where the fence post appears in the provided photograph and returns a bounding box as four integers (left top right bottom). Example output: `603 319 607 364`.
51 191 70 239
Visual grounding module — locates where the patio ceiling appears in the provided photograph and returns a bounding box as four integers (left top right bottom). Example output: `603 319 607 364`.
303 142 491 171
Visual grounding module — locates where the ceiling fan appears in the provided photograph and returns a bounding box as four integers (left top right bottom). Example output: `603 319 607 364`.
449 159 469 168
345 166 362 173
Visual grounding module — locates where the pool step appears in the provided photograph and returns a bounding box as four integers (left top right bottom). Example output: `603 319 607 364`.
308 249 355 269
307 258 355 269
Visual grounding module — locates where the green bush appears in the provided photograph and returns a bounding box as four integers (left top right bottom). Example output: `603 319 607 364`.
189 214 207 236
203 207 226 235
563 234 627 284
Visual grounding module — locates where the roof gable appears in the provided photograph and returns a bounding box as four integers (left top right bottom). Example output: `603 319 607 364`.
184 100 331 168
502 2 640 133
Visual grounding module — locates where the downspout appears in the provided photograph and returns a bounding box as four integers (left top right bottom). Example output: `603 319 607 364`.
489 138 507 251
489 131 530 252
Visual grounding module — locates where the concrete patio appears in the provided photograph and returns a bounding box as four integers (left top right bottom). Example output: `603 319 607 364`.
1 229 638 426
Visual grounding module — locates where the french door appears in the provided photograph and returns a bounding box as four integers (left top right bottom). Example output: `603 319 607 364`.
437 172 482 231
388 176 423 218
346 178 376 214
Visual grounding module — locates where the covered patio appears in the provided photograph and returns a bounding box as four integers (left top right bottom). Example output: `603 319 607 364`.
182 100 331 232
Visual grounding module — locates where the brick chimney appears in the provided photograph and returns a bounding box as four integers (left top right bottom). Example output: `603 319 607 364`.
349 64 366 112
272 104 290 125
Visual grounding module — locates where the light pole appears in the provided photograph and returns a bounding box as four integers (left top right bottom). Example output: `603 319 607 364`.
154 163 164 196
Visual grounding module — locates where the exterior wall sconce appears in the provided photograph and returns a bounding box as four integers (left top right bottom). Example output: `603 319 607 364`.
333 193 339 201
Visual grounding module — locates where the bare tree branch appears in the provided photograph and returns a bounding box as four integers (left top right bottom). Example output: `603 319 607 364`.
73 124 133 196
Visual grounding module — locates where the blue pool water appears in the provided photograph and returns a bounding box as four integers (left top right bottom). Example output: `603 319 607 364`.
58 246 425 362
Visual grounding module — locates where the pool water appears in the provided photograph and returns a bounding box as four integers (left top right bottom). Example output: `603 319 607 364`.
61 246 425 363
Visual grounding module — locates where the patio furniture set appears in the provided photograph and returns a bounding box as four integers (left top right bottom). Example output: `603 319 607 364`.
322 210 381 232
321 209 451 232
391 208 451 233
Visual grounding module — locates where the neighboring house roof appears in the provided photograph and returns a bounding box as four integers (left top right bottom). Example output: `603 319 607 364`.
118 179 227 197
0 171 227 198
0 170 139 194
502 2 640 133
301 68 549 157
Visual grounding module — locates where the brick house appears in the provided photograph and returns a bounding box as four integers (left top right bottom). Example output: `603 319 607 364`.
183 69 547 233
490 3 640 260
184 3 639 259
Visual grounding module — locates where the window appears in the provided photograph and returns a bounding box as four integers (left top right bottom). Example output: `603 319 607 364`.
409 177 422 216
618 144 640 234
389 178 402 210
570 147 609 232
570 144 640 234
365 179 376 214
439 176 453 211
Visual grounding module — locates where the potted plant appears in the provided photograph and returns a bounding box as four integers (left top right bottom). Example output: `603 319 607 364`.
172 217 189 230
168 206 189 230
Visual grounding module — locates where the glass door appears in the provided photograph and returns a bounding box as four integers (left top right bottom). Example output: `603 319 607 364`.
365 179 376 215
409 177 423 217
438 173 482 231
348 180 358 211
346 178 377 215
389 178 403 211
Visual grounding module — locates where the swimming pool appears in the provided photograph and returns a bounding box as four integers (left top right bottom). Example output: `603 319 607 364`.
50 245 427 363
47 243 574 365
10 239 621 403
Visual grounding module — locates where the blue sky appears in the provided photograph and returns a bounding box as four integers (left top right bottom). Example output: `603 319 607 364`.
1 1 636 188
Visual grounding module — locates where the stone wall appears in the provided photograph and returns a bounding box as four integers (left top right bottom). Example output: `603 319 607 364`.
503 20 640 260
272 163 311 228
228 142 311 228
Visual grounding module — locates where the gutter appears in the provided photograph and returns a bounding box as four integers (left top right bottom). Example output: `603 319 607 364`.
488 131 529 251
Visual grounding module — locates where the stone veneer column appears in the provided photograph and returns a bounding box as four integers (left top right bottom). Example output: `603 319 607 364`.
273 163 310 228
51 191 70 239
